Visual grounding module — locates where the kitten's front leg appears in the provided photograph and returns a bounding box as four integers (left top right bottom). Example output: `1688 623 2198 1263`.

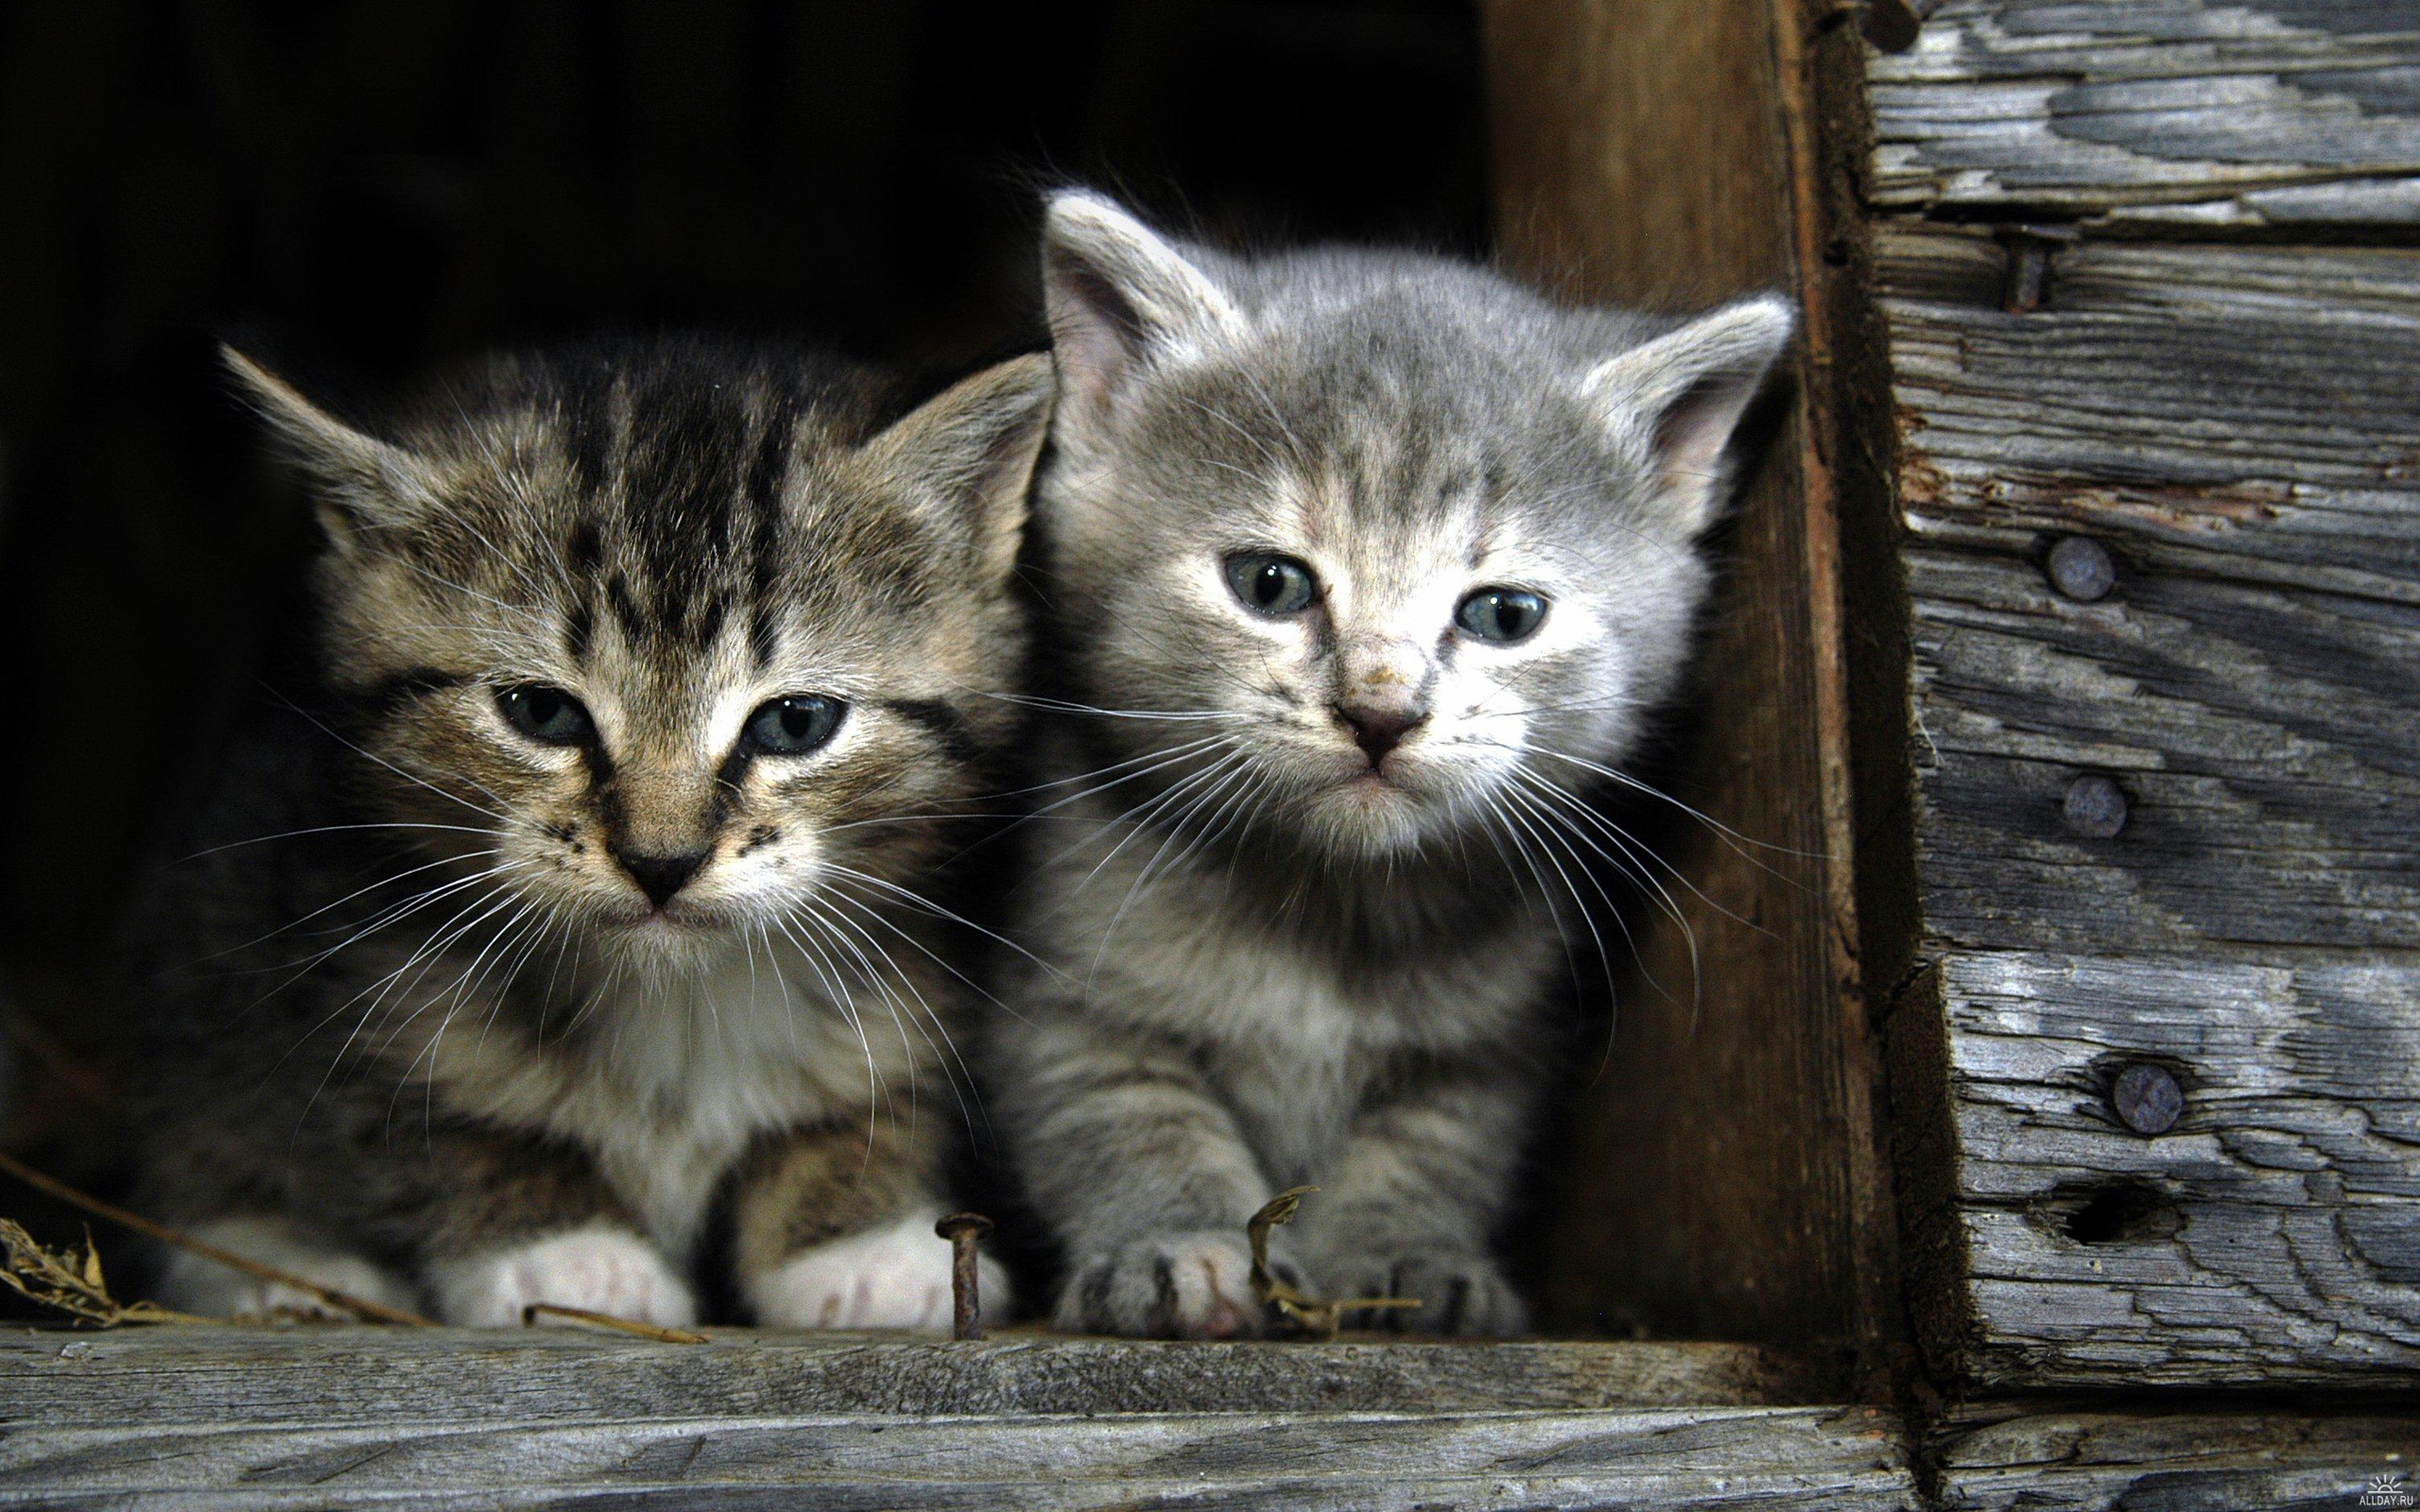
998 1013 1303 1338
732 1119 1002 1332
407 1126 698 1329
1288 1055 1536 1337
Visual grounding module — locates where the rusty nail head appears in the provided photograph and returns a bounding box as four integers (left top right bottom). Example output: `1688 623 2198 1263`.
936 1212 993 1340
1994 225 2078 315
2063 774 2129 839
2047 536 2116 602
2113 1063 2183 1135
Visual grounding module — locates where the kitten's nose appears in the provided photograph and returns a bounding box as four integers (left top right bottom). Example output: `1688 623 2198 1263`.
614 847 709 909
1333 702 1428 764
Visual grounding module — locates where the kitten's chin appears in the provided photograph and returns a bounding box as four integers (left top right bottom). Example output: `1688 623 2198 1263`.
594 903 735 964
1302 771 1439 857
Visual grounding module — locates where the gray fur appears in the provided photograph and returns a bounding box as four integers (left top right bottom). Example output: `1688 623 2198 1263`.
992 192 1792 1337
130 337 1050 1327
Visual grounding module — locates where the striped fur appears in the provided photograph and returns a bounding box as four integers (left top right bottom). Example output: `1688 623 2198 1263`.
991 193 1793 1337
128 337 1049 1328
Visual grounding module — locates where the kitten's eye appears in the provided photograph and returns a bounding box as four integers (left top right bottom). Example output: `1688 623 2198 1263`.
495 684 594 746
743 695 845 757
1455 587 1548 644
1224 553 1319 617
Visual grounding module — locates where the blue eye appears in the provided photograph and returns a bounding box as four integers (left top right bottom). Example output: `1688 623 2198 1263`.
1455 588 1548 644
1224 553 1319 616
744 695 845 756
496 684 594 746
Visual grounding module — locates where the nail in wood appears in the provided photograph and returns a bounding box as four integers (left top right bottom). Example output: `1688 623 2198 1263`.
2064 775 2128 839
2113 1063 2183 1135
1994 225 2078 315
935 1212 993 1340
2047 536 2116 602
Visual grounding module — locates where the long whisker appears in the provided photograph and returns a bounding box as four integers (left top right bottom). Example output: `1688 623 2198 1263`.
262 686 517 825
176 821 498 863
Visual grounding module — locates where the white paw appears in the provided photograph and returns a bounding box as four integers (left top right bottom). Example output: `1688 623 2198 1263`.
426 1223 698 1329
747 1207 1011 1332
1056 1229 1292 1338
156 1216 419 1322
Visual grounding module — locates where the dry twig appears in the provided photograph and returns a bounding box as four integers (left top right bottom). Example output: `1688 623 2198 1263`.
522 1302 708 1344
0 1148 434 1327
1246 1186 1421 1336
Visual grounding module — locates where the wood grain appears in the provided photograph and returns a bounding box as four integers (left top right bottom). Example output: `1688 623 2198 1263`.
1860 25 2420 1392
0 1402 1920 1509
1924 951 2420 1387
0 1328 1832 1422
1934 1404 2420 1511
1874 219 2420 1384
1481 0 1898 1367
1866 0 2420 224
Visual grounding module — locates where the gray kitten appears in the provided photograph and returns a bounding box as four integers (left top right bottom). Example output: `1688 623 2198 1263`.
991 192 1792 1337
131 337 1050 1329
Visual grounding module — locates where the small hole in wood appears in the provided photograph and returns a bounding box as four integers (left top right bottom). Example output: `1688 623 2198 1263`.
2059 1181 2181 1246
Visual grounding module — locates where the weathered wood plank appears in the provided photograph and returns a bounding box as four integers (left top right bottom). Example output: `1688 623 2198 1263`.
1935 1404 2420 1511
0 1404 1920 1510
0 1328 1833 1424
1923 951 2420 1387
1881 227 2420 955
1867 0 2420 224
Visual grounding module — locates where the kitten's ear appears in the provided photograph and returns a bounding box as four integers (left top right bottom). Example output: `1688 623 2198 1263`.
860 352 1056 582
1581 294 1795 535
1040 190 1246 429
221 345 437 541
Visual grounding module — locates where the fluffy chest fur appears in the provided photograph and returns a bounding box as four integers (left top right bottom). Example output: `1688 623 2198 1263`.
1034 787 1559 1181
407 933 930 1257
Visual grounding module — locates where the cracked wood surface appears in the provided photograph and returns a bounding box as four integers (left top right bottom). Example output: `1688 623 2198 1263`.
1882 228 2420 957
1932 1403 2420 1510
1864 5 2420 1392
1877 222 2420 1386
0 1328 1919 1510
1931 952 2420 1386
0 1328 1835 1421
1866 0 2420 226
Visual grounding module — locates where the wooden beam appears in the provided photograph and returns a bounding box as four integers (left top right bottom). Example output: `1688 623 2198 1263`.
1866 0 2420 227
1479 0 1900 1375
0 1402 1921 1508
0 1328 1835 1421
1935 1403 2420 1511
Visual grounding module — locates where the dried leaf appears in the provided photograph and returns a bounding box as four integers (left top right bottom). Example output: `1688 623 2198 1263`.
0 1219 209 1328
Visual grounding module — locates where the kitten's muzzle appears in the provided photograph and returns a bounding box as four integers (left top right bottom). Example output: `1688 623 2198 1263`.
1332 701 1428 765
612 846 710 909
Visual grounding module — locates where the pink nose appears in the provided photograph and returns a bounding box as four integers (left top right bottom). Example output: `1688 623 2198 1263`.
1333 702 1427 763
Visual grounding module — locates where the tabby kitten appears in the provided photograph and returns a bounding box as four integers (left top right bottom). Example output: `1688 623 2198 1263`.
132 337 1049 1329
992 192 1792 1336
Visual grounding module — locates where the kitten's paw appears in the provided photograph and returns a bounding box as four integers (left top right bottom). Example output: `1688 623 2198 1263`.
748 1207 1011 1332
1324 1249 1529 1336
1055 1230 1305 1338
426 1223 697 1329
157 1216 419 1321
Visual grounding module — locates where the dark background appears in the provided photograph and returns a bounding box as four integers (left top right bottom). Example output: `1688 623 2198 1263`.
0 2 1490 1192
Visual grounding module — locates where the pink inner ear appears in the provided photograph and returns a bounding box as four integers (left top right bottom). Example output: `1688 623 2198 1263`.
1045 256 1149 418
1654 375 1754 483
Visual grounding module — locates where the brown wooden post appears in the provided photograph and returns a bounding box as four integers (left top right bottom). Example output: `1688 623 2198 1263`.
1479 0 1901 1376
